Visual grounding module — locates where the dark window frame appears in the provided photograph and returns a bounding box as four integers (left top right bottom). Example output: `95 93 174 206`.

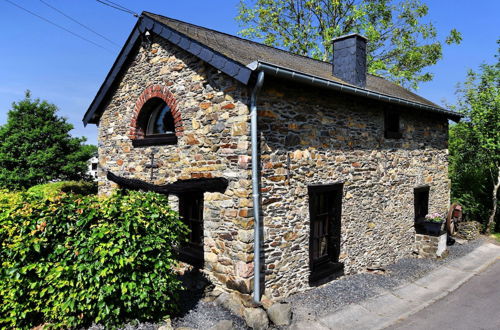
134 97 177 147
384 110 402 139
178 192 204 267
132 135 177 147
308 183 344 284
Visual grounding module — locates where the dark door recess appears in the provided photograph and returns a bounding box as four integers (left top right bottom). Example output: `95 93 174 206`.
414 185 430 234
178 192 204 267
308 183 344 283
414 186 430 221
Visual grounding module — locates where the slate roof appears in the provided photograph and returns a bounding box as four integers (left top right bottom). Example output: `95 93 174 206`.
83 12 461 125
145 12 439 109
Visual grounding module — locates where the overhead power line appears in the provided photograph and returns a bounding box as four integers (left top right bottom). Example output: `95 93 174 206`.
3 0 113 53
39 0 119 47
96 0 138 17
101 0 137 14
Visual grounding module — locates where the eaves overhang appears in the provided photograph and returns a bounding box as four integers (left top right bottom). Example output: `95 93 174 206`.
83 13 462 126
83 14 252 126
247 61 463 122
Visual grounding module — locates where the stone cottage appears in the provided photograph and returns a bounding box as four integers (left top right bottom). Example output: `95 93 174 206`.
83 12 462 302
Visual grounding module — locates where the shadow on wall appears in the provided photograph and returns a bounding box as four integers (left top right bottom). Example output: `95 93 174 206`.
257 76 449 154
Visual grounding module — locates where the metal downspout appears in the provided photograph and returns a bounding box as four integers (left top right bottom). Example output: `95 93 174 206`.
251 71 265 303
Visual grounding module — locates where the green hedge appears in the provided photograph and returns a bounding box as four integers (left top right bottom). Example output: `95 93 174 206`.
0 190 187 328
27 180 97 198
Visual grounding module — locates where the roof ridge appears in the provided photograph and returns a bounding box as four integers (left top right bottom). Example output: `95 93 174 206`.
143 12 445 110
142 12 339 67
84 11 460 125
142 12 401 82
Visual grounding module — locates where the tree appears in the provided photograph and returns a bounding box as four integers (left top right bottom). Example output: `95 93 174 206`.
0 92 97 190
449 122 495 227
236 0 462 89
451 40 500 233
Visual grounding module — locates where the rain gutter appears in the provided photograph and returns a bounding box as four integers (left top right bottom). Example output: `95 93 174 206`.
247 61 462 122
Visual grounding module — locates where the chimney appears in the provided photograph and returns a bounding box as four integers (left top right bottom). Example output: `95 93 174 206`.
332 34 367 87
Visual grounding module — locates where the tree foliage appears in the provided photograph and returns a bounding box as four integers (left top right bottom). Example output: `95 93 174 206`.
0 92 96 190
449 40 500 233
449 122 495 226
237 0 462 89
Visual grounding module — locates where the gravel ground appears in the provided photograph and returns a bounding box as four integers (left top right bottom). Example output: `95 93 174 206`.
86 299 248 330
88 238 483 329
171 300 248 330
285 238 484 323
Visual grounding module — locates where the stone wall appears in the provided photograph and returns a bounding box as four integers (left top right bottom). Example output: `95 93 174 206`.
415 233 448 258
97 35 255 294
457 221 482 240
257 78 450 298
96 33 451 301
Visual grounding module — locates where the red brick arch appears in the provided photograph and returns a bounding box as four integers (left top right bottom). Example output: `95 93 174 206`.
128 85 183 139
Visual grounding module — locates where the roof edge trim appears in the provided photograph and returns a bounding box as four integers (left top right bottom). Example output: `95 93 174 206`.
147 15 252 85
83 14 252 126
248 61 463 122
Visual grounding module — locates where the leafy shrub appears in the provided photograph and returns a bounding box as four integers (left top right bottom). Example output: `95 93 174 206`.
27 180 97 198
0 190 187 328
0 189 24 210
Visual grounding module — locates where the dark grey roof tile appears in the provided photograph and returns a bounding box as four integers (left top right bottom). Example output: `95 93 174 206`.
144 11 443 109
178 37 190 50
224 62 240 78
152 23 162 35
169 31 181 45
198 48 214 62
188 42 202 56
234 67 252 83
212 53 227 70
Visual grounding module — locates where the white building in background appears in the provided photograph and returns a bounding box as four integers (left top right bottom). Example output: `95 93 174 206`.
87 156 98 180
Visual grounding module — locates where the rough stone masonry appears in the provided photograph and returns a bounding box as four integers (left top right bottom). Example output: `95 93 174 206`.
257 78 449 298
97 35 450 300
98 36 255 295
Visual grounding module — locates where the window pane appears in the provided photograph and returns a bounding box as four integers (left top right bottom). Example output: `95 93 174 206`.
179 193 204 247
319 194 325 213
147 104 175 135
192 223 203 244
140 97 176 136
387 113 399 132
319 237 328 257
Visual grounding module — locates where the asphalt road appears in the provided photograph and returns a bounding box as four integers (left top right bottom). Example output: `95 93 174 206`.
388 259 500 330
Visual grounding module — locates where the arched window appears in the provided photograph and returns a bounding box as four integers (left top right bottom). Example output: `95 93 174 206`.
133 97 178 147
143 98 176 136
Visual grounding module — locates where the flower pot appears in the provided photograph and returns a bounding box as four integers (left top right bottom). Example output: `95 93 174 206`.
423 221 444 236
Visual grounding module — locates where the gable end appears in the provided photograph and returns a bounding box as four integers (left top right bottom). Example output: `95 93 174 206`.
83 15 252 126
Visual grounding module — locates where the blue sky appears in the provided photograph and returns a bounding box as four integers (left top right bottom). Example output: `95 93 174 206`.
0 0 498 145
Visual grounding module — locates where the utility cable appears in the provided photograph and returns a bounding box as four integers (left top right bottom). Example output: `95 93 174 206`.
39 0 119 47
3 0 114 53
100 0 136 14
95 0 138 17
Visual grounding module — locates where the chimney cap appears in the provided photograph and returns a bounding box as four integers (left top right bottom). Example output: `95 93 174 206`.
332 33 367 42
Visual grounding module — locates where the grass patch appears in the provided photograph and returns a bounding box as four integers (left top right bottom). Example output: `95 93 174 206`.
491 233 500 243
